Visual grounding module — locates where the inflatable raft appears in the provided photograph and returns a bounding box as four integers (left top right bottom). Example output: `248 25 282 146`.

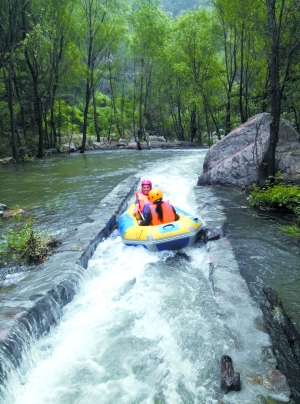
117 204 203 252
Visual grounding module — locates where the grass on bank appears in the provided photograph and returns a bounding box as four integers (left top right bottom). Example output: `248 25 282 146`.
0 213 59 266
248 178 300 237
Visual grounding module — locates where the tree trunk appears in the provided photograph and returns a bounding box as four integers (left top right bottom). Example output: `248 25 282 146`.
81 81 91 154
204 103 211 147
5 57 19 161
138 59 145 143
35 89 44 158
225 90 232 135
108 63 122 137
23 51 44 157
177 97 185 141
239 24 247 123
92 90 101 142
49 32 65 148
258 0 281 185
13 71 28 142
267 0 281 179
190 105 197 142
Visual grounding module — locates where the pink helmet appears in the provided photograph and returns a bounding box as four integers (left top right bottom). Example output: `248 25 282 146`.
141 179 152 189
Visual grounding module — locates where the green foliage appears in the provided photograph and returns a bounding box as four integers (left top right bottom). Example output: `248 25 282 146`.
0 215 34 261
22 154 36 162
1 0 300 154
50 100 83 135
17 132 40 160
0 100 12 158
248 183 300 213
248 180 300 237
0 214 56 265
282 224 300 238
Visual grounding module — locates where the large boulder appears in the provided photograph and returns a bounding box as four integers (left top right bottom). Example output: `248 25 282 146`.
197 113 300 186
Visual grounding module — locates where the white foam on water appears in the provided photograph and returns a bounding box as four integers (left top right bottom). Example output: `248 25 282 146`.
8 231 222 404
6 150 267 404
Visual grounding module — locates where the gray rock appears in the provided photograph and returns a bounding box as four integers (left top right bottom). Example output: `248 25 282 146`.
0 204 8 211
262 369 290 398
197 113 300 186
204 228 225 243
220 355 241 393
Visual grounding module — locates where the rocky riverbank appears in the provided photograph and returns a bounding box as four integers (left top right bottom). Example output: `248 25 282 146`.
0 136 205 163
53 136 204 153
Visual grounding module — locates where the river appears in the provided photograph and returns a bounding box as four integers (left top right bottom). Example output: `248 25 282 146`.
0 149 299 402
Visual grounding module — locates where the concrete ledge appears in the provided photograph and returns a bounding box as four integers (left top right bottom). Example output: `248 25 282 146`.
0 175 139 383
194 186 291 402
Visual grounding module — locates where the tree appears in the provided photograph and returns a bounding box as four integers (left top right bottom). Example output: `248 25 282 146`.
213 0 269 131
259 0 300 184
77 0 128 153
167 8 222 141
130 0 170 148
0 0 24 161
45 0 76 149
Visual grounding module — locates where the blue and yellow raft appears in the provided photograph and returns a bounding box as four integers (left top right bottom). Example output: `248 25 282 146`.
117 204 203 252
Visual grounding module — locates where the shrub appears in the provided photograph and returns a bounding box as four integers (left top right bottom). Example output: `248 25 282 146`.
22 154 36 162
248 181 300 238
282 224 300 237
0 214 59 265
248 184 300 215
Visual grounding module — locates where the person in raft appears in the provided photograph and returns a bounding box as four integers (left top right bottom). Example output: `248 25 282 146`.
138 187 179 226
133 179 152 217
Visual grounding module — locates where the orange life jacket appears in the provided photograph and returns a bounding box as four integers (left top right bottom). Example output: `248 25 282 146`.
135 191 150 212
149 201 176 225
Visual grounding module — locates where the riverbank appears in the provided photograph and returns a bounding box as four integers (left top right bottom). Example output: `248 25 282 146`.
47 138 206 156
0 140 206 165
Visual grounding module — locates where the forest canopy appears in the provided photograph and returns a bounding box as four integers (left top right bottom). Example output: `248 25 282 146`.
0 0 300 162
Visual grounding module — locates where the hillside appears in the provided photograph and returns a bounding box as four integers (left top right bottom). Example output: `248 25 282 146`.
160 0 212 16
